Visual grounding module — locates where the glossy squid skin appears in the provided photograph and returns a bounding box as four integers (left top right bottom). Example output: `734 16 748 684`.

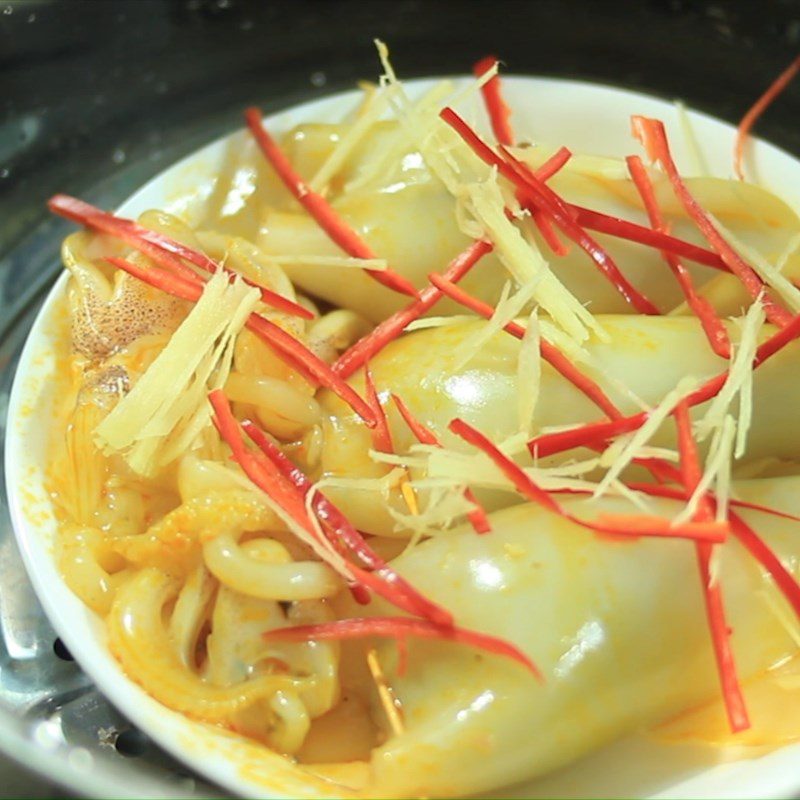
255 123 800 323
341 480 800 798
317 315 800 536
259 184 509 324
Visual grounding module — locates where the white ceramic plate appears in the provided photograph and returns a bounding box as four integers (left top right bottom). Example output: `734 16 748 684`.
7 76 800 799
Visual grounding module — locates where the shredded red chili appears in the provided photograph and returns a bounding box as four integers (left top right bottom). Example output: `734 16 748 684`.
474 56 514 147
263 617 543 680
240 417 454 627
49 194 314 319
391 393 492 535
334 239 492 378
106 257 377 426
632 116 792 328
244 107 419 299
735 55 800 181
673 400 749 733
625 155 730 359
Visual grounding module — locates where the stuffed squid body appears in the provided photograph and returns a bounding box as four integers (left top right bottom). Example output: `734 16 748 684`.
342 479 800 798
317 315 800 536
253 123 800 323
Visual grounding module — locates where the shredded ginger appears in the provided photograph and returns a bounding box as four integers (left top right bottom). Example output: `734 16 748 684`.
674 414 737 525
308 86 394 193
711 215 800 314
452 280 535 370
464 178 605 345
594 375 699 498
517 308 542 436
694 297 764 457
94 270 260 476
375 39 495 196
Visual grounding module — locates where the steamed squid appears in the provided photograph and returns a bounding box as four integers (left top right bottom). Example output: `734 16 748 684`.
248 121 800 323
325 478 800 798
36 43 800 800
314 315 800 536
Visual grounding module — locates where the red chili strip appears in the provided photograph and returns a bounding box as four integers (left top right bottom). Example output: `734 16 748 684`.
673 400 749 733
632 116 792 328
213 391 441 615
532 209 570 256
695 539 750 731
209 392 367 607
673 400 713 514
439 107 659 315
209 391 319 530
474 56 514 146
534 146 573 182
633 455 682 484
244 107 418 298
263 617 542 680
439 108 532 186
500 143 662 315
50 194 211 269
572 205 727 271
427 272 621 420
414 473 492 543
241 419 376 569
48 194 314 320
551 308 800 458
242 421 380 567
241 418 454 627
391 393 492 535
333 239 492 379
456 83 728 271
105 256 202 300
589 514 727 541
626 155 731 359
449 417 726 543
473 64 571 257
473 54 570 187
364 366 394 453
528 415 646 459
52 195 205 285
729 510 800 619
735 56 800 181
106 256 376 426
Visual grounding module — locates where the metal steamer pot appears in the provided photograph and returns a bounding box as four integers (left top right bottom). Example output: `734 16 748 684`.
1 1 798 795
